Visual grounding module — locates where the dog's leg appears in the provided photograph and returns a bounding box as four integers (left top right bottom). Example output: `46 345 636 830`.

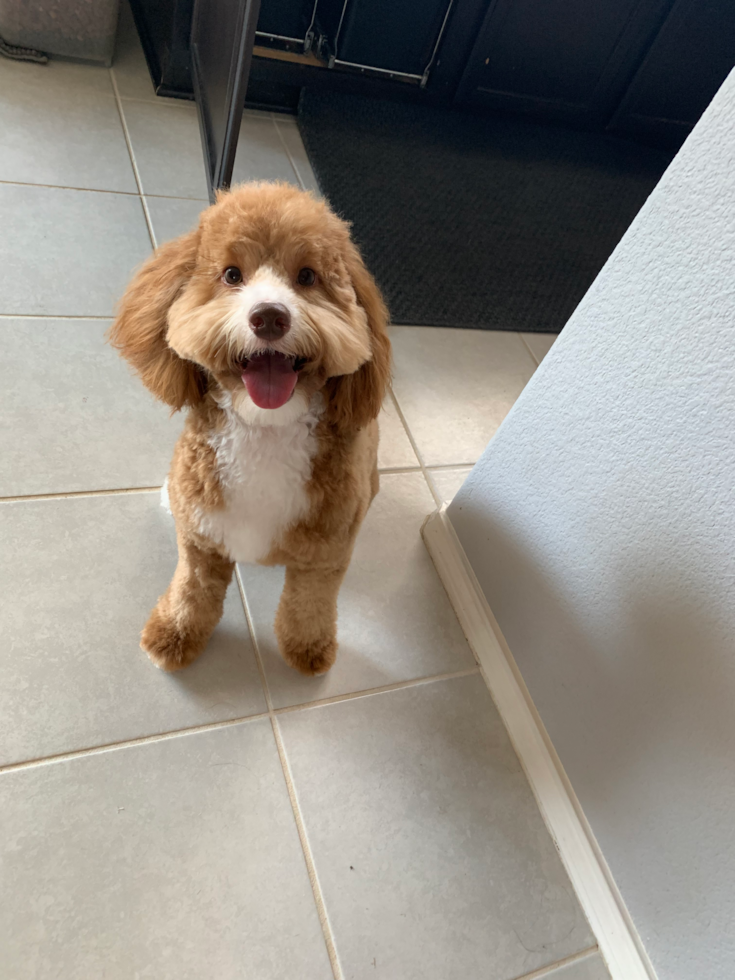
275 564 348 675
141 532 234 672
370 462 380 502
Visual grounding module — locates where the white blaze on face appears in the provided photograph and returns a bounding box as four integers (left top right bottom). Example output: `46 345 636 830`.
221 265 312 425
223 265 302 357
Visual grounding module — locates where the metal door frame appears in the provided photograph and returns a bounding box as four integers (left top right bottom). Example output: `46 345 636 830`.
190 0 261 201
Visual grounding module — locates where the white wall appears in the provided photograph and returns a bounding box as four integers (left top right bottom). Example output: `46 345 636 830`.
449 70 735 980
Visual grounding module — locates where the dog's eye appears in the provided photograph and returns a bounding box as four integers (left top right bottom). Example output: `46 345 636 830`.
223 266 243 285
297 267 316 287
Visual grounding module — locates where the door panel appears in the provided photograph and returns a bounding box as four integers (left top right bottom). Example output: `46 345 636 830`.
456 0 674 124
610 0 735 146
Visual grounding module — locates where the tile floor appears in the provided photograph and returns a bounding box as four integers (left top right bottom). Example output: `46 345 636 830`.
0 8 611 980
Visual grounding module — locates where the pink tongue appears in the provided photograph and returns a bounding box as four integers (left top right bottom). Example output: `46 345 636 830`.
241 352 298 409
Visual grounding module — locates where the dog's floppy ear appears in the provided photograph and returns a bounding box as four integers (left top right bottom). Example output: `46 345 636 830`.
325 241 391 433
108 230 206 410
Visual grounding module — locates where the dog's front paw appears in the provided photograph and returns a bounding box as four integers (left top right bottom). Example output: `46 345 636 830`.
279 635 337 676
140 605 206 672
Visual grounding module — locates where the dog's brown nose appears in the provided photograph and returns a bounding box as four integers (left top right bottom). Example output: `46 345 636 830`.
249 302 291 341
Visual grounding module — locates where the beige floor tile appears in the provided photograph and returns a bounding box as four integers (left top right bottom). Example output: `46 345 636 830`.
378 395 419 470
279 674 595 980
123 102 302 201
0 319 181 496
272 115 321 195
146 195 208 246
391 326 537 466
0 57 136 192
428 465 473 504
0 493 266 766
0 722 331 979
231 113 302 187
522 331 559 364
240 471 474 709
122 99 210 200
0 183 151 316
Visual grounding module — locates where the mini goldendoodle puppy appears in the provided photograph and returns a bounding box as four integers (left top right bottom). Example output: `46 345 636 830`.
109 181 391 676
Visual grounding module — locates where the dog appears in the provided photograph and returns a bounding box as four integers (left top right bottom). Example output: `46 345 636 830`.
109 181 391 676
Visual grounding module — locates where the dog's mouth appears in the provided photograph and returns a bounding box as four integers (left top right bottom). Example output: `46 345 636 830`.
239 350 308 410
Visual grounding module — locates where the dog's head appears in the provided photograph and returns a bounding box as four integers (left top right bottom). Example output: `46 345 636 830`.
109 182 390 430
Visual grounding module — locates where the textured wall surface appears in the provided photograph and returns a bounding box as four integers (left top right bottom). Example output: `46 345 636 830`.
449 70 735 980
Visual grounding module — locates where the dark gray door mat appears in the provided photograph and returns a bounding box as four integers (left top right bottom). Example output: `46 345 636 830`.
297 91 672 332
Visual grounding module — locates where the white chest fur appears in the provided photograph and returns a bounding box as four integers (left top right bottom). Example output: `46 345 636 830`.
197 394 321 564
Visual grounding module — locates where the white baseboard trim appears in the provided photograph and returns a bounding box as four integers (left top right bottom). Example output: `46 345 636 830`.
422 505 657 980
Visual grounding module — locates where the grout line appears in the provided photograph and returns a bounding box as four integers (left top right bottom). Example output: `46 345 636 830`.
425 461 476 472
0 486 161 504
387 384 443 508
142 195 157 247
519 331 541 367
237 558 476 978
0 711 270 776
235 566 343 980
0 669 481 777
0 180 139 197
0 178 141 197
0 629 477 779
273 667 480 716
0 178 208 207
109 68 157 249
377 464 422 475
507 946 600 980
234 568 478 717
271 112 307 191
270 715 343 980
235 566 274 713
145 192 209 203
117 93 197 108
